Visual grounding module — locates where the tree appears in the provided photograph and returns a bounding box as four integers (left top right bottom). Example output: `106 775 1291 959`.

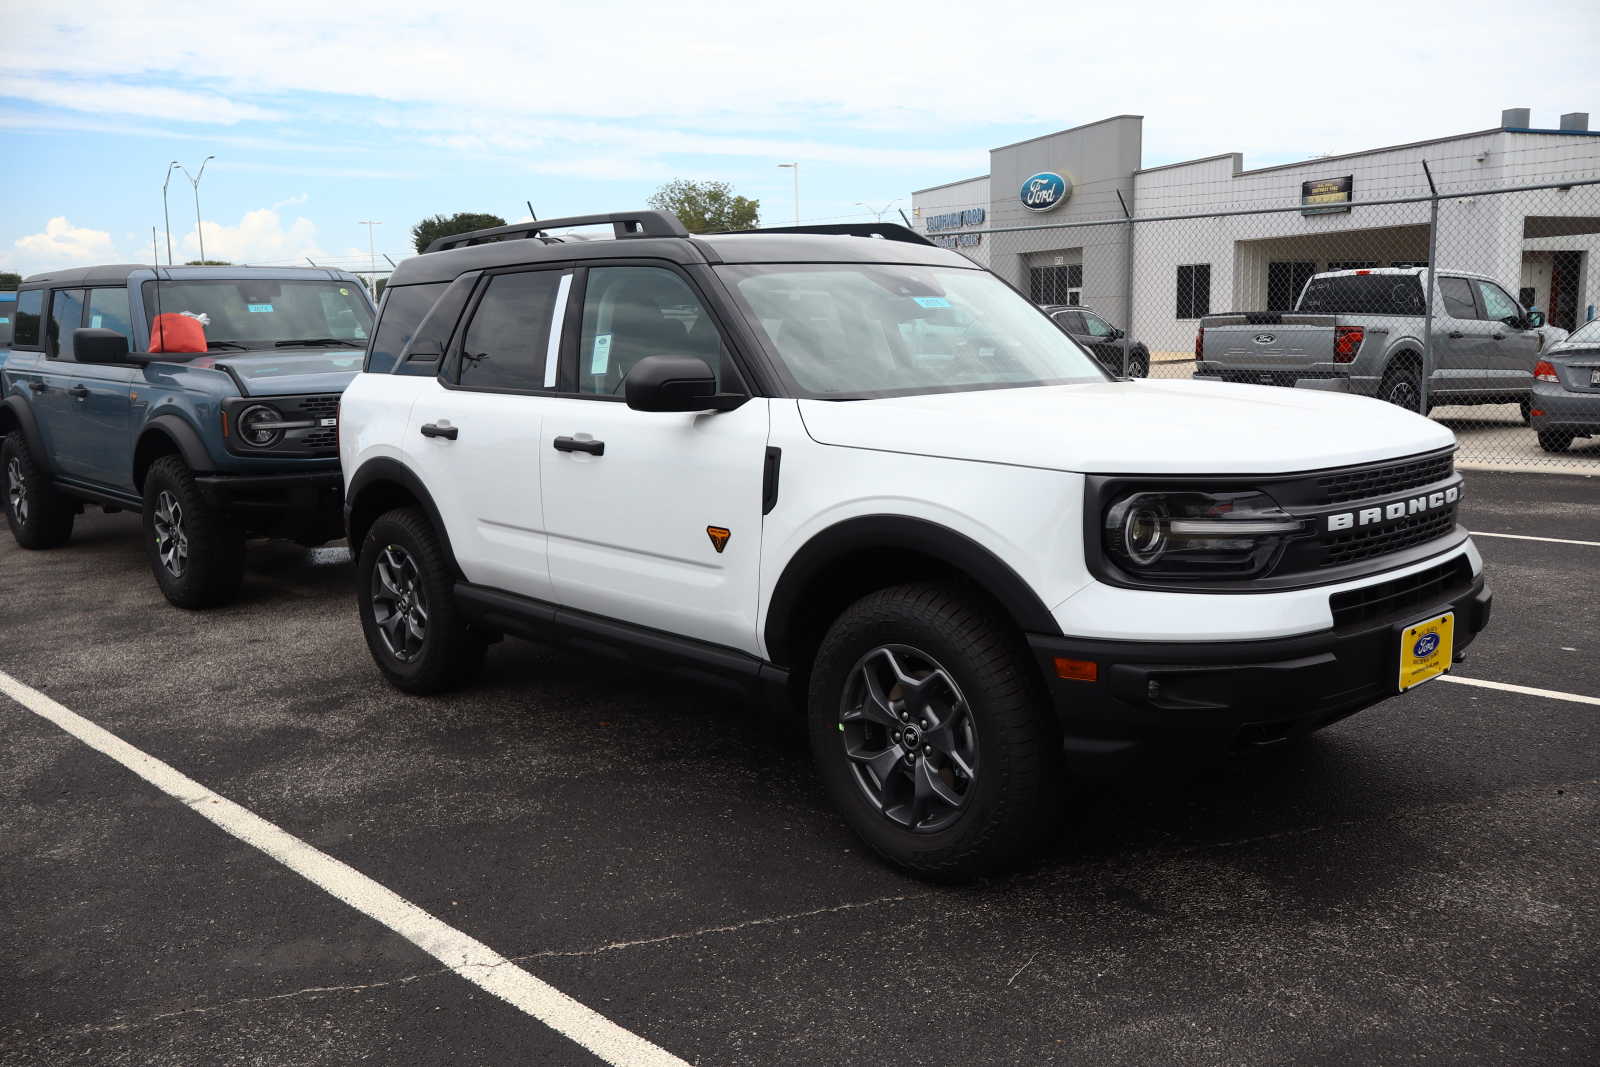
184 260 232 266
647 180 759 233
410 212 507 254
0 272 19 291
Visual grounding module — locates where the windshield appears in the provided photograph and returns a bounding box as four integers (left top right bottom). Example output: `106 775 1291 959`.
1299 274 1426 315
140 279 373 349
1561 318 1600 346
716 264 1106 398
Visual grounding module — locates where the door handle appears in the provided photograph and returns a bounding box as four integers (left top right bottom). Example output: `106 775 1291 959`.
28 381 47 393
1447 331 1465 339
419 422 458 440
1491 333 1505 341
68 384 90 400
553 435 604 456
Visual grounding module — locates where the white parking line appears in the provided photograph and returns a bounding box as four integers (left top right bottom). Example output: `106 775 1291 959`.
1440 675 1600 706
1469 530 1600 548
0 669 688 1067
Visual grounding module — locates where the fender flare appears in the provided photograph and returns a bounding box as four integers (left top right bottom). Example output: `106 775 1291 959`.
137 414 215 485
345 456 462 576
763 514 1061 668
0 395 52 474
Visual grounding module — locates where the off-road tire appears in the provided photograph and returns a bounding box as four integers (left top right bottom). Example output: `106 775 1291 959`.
141 455 246 609
357 506 486 694
1537 429 1573 453
808 581 1061 881
2 432 75 549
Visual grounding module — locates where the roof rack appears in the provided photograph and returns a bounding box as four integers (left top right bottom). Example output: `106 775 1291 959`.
425 211 689 253
710 222 935 247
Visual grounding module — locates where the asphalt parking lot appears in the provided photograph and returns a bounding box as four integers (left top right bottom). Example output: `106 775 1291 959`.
2 470 1597 1066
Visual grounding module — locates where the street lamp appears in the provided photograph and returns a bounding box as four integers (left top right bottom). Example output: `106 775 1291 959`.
358 220 382 291
177 156 216 263
777 162 799 226
855 199 900 221
161 161 182 265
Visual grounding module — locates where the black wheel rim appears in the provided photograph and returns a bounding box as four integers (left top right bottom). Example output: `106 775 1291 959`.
371 544 428 662
6 456 27 525
838 644 978 833
153 490 188 578
1386 379 1420 412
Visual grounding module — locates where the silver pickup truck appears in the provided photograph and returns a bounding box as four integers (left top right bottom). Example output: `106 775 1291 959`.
1195 267 1547 416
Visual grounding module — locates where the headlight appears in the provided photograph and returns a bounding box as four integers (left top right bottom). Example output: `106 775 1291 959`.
237 404 284 448
1104 489 1306 579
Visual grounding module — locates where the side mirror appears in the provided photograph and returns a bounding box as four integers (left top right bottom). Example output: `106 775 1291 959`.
624 355 744 412
73 328 133 364
1109 327 1125 340
1526 310 1545 329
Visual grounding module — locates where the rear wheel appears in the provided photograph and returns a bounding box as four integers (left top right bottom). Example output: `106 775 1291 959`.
142 455 246 608
1380 365 1423 413
356 506 486 694
1537 429 1573 453
2 432 75 549
808 582 1060 881
1129 348 1149 378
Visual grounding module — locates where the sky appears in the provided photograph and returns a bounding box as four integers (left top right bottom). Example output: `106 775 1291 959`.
3 0 1596 278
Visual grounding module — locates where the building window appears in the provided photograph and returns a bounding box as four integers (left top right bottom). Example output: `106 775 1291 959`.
1267 261 1316 312
1326 261 1378 271
1028 264 1082 305
1176 264 1211 319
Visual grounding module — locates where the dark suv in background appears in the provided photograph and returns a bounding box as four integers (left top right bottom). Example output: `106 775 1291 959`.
1041 304 1150 377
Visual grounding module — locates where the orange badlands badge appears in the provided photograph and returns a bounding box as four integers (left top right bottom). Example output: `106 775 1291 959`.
706 526 731 553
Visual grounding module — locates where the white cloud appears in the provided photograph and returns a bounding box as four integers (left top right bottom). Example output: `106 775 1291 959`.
270 193 310 210
5 218 120 272
173 208 327 266
0 75 277 125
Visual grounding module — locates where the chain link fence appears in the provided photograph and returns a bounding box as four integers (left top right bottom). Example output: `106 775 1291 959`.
960 148 1600 473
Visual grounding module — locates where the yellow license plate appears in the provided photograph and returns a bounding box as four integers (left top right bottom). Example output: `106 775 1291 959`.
1399 613 1454 692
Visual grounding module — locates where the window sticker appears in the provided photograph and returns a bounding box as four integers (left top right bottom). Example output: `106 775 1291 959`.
913 296 951 308
0 317 9 325
590 333 612 375
339 288 350 296
247 303 275 313
90 314 103 328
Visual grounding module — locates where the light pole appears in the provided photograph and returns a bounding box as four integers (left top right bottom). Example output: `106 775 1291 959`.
358 221 382 292
777 162 799 226
161 161 181 265
855 199 900 221
178 156 216 262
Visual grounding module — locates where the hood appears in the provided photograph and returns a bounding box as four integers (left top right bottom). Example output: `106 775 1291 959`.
797 378 1455 475
200 349 366 397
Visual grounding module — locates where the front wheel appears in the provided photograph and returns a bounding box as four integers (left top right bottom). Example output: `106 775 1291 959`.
142 455 245 608
356 506 485 694
2 432 75 549
808 582 1061 881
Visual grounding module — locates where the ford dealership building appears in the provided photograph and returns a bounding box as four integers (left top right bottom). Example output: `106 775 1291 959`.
912 110 1600 356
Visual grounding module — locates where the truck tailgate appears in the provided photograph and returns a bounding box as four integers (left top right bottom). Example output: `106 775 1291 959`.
1200 313 1338 366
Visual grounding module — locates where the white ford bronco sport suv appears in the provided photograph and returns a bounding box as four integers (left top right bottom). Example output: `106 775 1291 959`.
340 212 1492 879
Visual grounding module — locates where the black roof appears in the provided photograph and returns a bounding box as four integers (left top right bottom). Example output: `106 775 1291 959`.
391 215 973 287
19 264 362 288
19 264 152 287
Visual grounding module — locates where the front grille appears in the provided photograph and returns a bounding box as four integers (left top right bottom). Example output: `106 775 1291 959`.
304 429 338 448
1322 509 1457 566
1329 555 1472 629
301 395 339 417
1314 452 1455 505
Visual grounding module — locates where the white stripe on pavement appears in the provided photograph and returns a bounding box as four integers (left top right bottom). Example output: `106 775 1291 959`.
1469 530 1600 548
1439 674 1600 706
0 669 688 1067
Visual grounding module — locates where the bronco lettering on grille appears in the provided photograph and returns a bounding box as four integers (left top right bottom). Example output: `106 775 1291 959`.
1326 486 1459 532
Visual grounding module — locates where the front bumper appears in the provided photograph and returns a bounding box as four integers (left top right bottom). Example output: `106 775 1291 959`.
1028 568 1491 755
194 470 344 541
1530 383 1600 437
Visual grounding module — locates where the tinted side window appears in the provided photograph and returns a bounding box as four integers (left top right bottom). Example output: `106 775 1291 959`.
458 271 564 392
366 282 447 373
1052 311 1085 333
1474 281 1519 322
13 290 43 347
48 289 87 359
1083 314 1114 337
86 288 133 340
575 266 733 396
1439 277 1477 320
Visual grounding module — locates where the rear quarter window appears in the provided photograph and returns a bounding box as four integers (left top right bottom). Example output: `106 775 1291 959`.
365 282 448 374
0 294 14 346
1299 275 1426 315
12 289 44 347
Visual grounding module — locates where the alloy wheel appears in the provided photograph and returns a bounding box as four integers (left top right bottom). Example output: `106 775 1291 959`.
1386 378 1420 412
153 490 189 577
838 644 979 833
6 457 27 525
371 544 428 661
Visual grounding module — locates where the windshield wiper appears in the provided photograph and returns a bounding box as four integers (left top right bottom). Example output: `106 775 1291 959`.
205 340 250 351
273 338 365 349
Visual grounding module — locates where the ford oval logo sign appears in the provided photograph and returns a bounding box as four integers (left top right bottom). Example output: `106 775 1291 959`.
1019 172 1070 212
1413 633 1440 658
1253 333 1276 344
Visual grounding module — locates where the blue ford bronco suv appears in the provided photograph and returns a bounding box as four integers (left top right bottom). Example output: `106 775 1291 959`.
0 265 374 607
